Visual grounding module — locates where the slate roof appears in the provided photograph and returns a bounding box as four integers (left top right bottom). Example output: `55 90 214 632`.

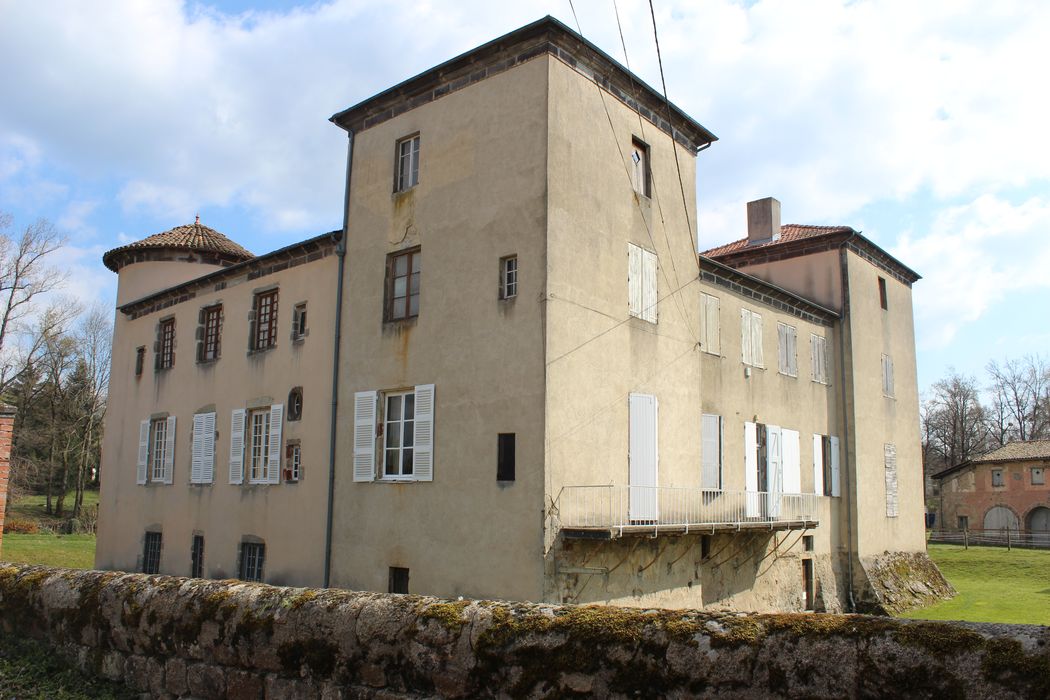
702 225 855 258
103 220 254 272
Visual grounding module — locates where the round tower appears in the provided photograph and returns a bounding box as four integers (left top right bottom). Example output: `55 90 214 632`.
103 217 254 306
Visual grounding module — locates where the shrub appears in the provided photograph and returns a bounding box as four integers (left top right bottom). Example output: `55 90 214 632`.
3 518 39 534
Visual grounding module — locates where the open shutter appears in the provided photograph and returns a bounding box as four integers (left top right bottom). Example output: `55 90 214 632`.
782 429 801 494
766 425 783 517
787 327 797 376
267 404 283 484
701 414 722 489
778 324 788 374
202 411 216 483
136 420 150 485
830 435 841 497
353 391 378 482
751 313 764 367
741 310 752 365
162 415 176 484
191 413 205 484
628 244 642 317
744 421 759 517
229 409 246 484
642 248 658 323
413 384 435 482
704 294 720 355
813 434 824 495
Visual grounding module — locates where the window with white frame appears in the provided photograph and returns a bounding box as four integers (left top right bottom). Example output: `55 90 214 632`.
777 323 797 377
150 417 168 482
741 308 764 367
500 255 518 300
882 354 895 397
353 385 434 482
137 416 176 485
395 134 420 192
811 334 829 384
700 293 720 355
627 243 657 323
249 409 271 482
228 404 284 485
285 443 301 482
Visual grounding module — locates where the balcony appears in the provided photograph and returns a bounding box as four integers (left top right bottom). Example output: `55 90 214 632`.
556 485 819 539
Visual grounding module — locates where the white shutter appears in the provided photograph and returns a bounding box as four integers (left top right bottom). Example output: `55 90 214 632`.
413 384 435 482
782 429 801 494
813 434 824 495
136 419 150 485
751 312 764 367
628 244 643 318
766 425 783 518
267 404 283 484
741 310 752 365
744 422 759 517
787 327 797 376
629 393 659 521
353 391 378 482
202 411 216 483
703 294 720 355
701 414 722 489
642 248 658 323
778 324 787 374
830 435 841 497
191 413 205 484
884 443 899 517
162 415 176 484
229 408 246 484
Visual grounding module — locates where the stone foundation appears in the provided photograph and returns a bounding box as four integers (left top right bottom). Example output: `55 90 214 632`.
857 550 956 615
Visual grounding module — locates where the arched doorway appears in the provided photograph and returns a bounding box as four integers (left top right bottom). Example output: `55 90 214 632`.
983 505 1018 531
1026 506 1050 533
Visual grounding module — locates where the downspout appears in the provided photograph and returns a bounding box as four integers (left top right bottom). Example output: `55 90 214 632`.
323 130 353 588
838 235 857 611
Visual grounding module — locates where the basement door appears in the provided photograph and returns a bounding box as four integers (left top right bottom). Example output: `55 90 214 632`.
628 393 659 523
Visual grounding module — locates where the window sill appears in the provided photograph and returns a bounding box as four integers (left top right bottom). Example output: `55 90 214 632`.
247 345 277 357
377 477 419 484
196 358 220 366
778 371 798 379
383 315 419 327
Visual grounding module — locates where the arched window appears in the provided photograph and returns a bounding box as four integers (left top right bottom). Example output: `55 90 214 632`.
287 387 303 421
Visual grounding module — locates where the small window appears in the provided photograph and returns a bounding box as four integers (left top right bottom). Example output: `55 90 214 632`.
143 532 162 574
239 541 265 582
957 515 969 530
700 535 711 560
500 256 518 300
386 249 421 321
287 387 303 421
802 559 815 611
777 323 798 377
285 443 301 482
992 469 1005 487
389 566 410 594
248 408 272 483
135 346 145 377
252 289 279 351
384 392 415 478
395 135 420 192
878 277 888 310
700 293 720 355
191 535 205 578
803 535 814 552
156 318 175 370
741 309 764 367
1032 467 1045 485
630 138 650 197
292 303 308 341
497 433 515 481
198 304 222 362
811 334 829 384
881 354 894 397
627 243 658 324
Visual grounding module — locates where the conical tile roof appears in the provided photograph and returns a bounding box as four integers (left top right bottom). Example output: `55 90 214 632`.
103 218 254 272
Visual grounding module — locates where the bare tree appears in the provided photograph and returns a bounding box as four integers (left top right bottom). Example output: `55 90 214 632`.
986 356 1050 443
924 370 989 472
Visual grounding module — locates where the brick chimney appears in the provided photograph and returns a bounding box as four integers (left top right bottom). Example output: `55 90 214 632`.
0 405 14 556
747 197 781 246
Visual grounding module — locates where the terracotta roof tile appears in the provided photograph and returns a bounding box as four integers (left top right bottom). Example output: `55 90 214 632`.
702 224 854 258
103 221 253 272
972 440 1050 464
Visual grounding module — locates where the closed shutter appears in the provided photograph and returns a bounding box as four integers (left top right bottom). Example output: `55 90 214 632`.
136 419 150 485
884 443 899 517
353 391 377 482
413 384 435 482
778 324 787 374
830 435 841 497
229 409 246 484
786 327 797 376
741 310 752 365
628 244 643 318
703 294 720 355
701 414 722 489
191 413 205 484
267 404 283 484
882 355 894 396
202 411 216 483
162 416 176 484
782 429 801 494
642 248 658 324
812 434 824 495
744 422 759 517
751 312 764 367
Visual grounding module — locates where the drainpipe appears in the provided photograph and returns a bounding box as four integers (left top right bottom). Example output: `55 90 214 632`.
838 235 857 611
323 130 353 588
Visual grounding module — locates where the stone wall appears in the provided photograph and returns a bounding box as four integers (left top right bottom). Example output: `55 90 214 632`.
1 562 1047 699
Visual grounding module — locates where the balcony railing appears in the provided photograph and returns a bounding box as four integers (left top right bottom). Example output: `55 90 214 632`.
556 485 819 538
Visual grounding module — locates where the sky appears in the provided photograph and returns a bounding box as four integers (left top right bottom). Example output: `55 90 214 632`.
1 0 1047 393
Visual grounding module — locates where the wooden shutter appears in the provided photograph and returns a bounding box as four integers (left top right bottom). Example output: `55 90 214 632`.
703 294 720 355
136 419 150 485
191 413 205 484
741 310 752 365
812 434 824 495
778 324 788 374
202 411 215 483
229 409 246 484
413 384 435 482
162 415 176 484
353 391 378 482
782 429 801 494
641 248 658 323
787 327 797 376
267 404 283 484
628 393 659 521
628 244 642 318
751 312 764 367
884 443 899 517
766 425 783 517
830 435 841 497
701 414 722 489
744 422 759 517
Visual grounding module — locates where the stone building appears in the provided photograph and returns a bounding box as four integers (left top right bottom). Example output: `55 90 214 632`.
96 16 933 613
933 440 1050 533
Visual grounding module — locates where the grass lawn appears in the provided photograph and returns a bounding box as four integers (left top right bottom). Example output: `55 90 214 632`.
0 534 96 569
8 489 99 529
901 543 1050 626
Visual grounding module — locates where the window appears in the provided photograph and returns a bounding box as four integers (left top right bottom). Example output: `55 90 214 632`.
627 243 657 323
701 414 722 490
803 535 814 552
497 433 516 481
630 138 650 197
878 277 888 310
389 566 410 594
135 347 145 377
228 404 284 485
191 535 205 578
811 334 829 384
287 387 303 421
156 318 175 370
700 535 711 560
812 434 840 497
251 289 279 351
285 443 301 482
198 305 222 362
777 323 798 377
741 309 764 367
386 248 421 321
884 443 898 518
992 469 1005 487
143 532 162 574
395 135 420 192
353 385 434 483
239 541 265 582
292 303 308 340
700 293 720 355
957 515 969 530
1033 467 1046 485
500 256 518 300
881 354 894 397
249 409 271 483
384 392 415 478
137 416 176 485
802 559 815 611
190 412 216 484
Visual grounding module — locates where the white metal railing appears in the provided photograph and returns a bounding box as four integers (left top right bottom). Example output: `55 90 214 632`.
557 485 818 534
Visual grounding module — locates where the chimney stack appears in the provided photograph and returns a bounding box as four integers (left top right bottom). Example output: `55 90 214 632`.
747 197 781 246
